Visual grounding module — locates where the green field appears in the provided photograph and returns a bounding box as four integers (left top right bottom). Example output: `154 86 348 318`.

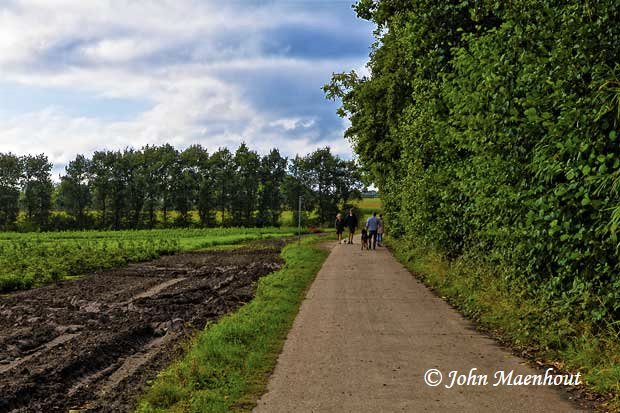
0 227 300 293
353 197 383 222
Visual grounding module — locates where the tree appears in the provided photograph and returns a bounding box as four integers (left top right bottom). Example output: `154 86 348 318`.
58 154 91 228
0 153 22 229
327 0 620 326
107 150 128 230
22 154 53 229
155 144 178 225
1 143 364 233
334 158 363 208
123 149 146 228
172 146 201 226
283 155 315 226
189 145 217 227
287 147 361 225
90 151 114 228
257 148 287 226
141 145 163 228
211 148 235 226
231 143 260 226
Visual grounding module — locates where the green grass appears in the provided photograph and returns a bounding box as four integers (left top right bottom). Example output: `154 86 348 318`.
280 197 383 226
352 197 383 222
353 197 382 210
41 208 306 228
137 236 328 412
0 227 302 292
388 237 620 411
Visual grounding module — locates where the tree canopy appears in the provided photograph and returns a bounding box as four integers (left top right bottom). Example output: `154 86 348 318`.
327 0 620 326
0 144 361 231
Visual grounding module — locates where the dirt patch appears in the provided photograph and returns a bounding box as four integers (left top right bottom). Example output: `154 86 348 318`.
0 239 285 413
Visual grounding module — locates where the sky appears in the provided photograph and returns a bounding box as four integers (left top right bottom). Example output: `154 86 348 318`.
0 0 375 178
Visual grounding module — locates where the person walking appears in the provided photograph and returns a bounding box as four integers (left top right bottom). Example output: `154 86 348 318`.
344 208 358 244
366 212 379 250
377 213 384 246
335 213 345 244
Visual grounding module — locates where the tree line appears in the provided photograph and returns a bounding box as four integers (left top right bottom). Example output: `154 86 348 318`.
0 144 362 231
327 0 620 327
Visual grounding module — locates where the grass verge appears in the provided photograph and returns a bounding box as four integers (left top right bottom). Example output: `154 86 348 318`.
388 237 620 411
136 235 329 412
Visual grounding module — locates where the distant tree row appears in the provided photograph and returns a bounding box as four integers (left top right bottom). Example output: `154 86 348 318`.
0 144 362 231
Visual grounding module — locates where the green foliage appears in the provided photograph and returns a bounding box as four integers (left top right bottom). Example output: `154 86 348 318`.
283 147 362 225
232 143 261 227
329 0 620 328
0 237 178 292
0 227 299 292
2 141 362 231
22 154 54 229
0 153 22 229
137 236 328 412
256 148 288 227
0 153 53 230
58 154 91 228
352 196 383 222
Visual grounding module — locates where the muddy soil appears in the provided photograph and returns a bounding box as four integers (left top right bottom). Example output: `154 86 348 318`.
0 240 285 413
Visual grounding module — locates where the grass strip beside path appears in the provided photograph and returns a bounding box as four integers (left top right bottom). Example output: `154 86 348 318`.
137 236 329 412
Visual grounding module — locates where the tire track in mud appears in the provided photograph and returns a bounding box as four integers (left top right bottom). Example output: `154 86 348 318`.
0 240 285 413
0 333 81 376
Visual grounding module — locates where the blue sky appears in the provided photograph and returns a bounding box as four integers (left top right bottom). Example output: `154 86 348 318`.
0 0 374 177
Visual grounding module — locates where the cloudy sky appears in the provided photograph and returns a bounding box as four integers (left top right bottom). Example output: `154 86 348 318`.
0 0 374 177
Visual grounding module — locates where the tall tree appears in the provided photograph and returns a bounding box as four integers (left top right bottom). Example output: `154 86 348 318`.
284 148 361 225
90 151 114 228
257 148 287 226
155 144 178 225
211 148 235 226
334 159 363 208
172 146 200 226
232 143 260 226
189 145 217 227
283 155 316 226
22 154 53 229
124 149 146 228
307 147 361 224
141 145 162 228
58 154 91 228
0 153 23 229
107 150 127 230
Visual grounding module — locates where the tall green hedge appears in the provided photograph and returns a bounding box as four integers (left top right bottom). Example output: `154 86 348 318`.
326 0 620 326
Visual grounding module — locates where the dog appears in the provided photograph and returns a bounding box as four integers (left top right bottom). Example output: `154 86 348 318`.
361 228 369 250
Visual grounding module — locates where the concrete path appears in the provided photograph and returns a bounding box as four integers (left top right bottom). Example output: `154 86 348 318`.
254 237 586 413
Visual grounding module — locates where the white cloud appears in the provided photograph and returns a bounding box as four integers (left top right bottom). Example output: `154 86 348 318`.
81 38 160 62
0 0 374 173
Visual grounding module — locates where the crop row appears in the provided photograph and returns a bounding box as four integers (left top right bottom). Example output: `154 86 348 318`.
0 227 299 292
0 238 179 292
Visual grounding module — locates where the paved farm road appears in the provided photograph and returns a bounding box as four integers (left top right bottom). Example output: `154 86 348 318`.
254 236 586 412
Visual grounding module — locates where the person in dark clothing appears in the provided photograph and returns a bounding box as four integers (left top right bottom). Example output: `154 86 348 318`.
335 213 345 244
344 208 358 244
